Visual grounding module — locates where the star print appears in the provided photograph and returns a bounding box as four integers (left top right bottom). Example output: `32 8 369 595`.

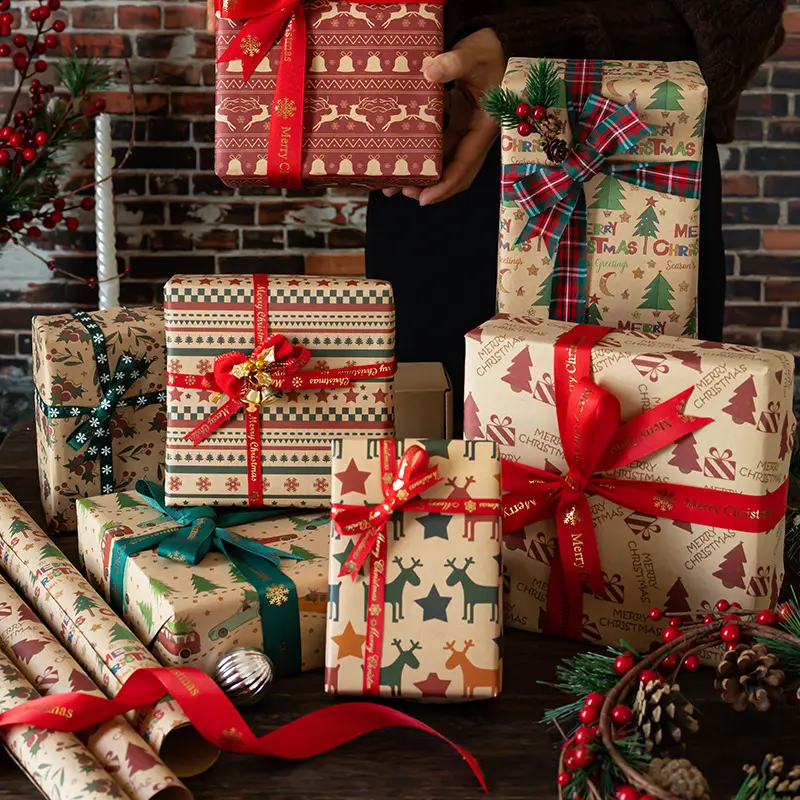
343 388 359 403
619 212 631 223
228 278 243 285
315 388 330 404
633 268 644 279
345 280 360 286
169 388 183 402
516 287 525 297
414 672 451 698
317 280 331 286
632 311 641 320
331 621 366 659
422 440 451 459
541 256 552 266
415 585 451 622
418 513 451 540
333 539 365 576
198 278 213 285
669 313 680 323
287 279 301 286
602 306 609 313
514 210 524 221
646 196 657 208
647 260 656 269
372 388 388 403
91 624 103 632
678 112 689 124
285 389 301 403
197 389 214 403
678 282 689 292
588 294 600 305
527 265 539 276
334 458 371 496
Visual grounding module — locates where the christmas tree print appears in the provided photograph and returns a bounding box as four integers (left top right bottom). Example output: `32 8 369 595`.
501 347 534 394
463 393 483 439
289 544 319 561
692 109 706 139
664 577 691 619
125 742 161 775
712 543 747 590
722 376 757 426
39 543 63 562
683 301 698 337
228 564 247 584
633 197 660 254
137 601 153 631
10 638 47 664
73 594 98 617
116 493 143 510
532 273 553 308
149 577 175 599
190 573 221 594
668 433 702 475
68 669 97 693
647 79 685 111
588 174 626 211
638 272 675 312
780 413 791 460
110 622 140 645
9 518 30 537
585 295 603 325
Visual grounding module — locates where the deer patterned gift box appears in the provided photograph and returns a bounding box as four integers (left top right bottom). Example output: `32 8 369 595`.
498 58 707 336
77 483 332 677
215 1 444 189
33 307 167 533
326 438 503 701
465 315 795 654
165 274 395 508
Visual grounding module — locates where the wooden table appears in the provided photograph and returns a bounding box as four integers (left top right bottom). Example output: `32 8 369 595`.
0 422 796 800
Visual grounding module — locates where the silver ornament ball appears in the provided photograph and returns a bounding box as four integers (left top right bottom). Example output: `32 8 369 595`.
213 647 274 707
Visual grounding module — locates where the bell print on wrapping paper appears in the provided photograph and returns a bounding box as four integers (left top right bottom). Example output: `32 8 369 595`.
310 155 326 176
338 52 355 73
226 155 243 176
393 52 410 73
365 52 382 73
309 53 326 72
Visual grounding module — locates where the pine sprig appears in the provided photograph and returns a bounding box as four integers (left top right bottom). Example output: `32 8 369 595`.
733 755 800 800
524 59 561 109
481 85 525 130
756 590 800 680
55 52 114 97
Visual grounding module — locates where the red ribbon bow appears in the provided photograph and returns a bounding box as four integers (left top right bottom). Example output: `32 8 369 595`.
502 325 789 641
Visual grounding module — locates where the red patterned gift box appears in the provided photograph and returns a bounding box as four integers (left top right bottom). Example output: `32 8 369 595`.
165 275 396 508
215 0 444 189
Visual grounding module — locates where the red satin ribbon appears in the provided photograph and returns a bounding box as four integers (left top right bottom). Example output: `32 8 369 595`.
502 325 789 641
214 0 444 187
332 441 501 695
173 274 396 506
0 666 486 791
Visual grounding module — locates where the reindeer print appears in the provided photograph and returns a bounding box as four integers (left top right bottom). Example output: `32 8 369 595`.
328 581 341 622
313 3 376 28
445 558 500 623
444 640 500 698
379 639 421 697
324 663 341 694
361 557 422 622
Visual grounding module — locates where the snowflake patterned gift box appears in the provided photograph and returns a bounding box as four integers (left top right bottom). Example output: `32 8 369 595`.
326 438 503 701
497 58 707 337
165 274 395 509
33 307 167 533
215 0 444 189
464 315 795 655
77 481 333 677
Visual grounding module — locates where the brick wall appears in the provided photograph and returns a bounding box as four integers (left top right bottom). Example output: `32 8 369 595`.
0 1 798 429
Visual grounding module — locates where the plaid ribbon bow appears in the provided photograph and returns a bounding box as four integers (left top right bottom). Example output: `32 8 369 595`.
501 59 703 324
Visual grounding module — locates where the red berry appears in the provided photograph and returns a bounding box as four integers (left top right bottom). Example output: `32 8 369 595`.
515 102 531 119
557 772 571 788
124 263 131 274
516 121 532 137
20 211 33 222
703 614 715 625
716 599 730 612
0 149 9 166
87 277 97 289
0 10 10 23
726 642 738 652
639 669 661 686
731 602 742 609
33 41 46 55
578 705 599 725
684 655 701 672
584 692 605 708
662 654 679 670
0 44 8 57
611 705 632 726
532 104 547 120
8 218 22 231
668 617 682 628
94 97 106 112
80 196 95 211
564 755 577 771
0 24 9 38
614 654 636 675
723 614 739 623
616 787 639 800
50 210 62 223
44 34 58 49
12 33 25 48
53 19 65 32
26 226 41 238
34 131 48 146
49 0 61 8
648 608 663 621
12 52 26 70
29 7 40 21
662 626 682 644
22 147 36 161
65 217 78 231
757 609 777 626
52 197 65 210
46 260 55 270
572 746 594 768
573 726 595 746
0 127 10 141
34 59 46 72
721 624 740 643
777 602 794 622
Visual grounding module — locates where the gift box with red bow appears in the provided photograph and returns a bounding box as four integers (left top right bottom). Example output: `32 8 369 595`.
214 0 444 190
497 58 707 336
326 438 503 700
164 275 395 508
465 315 795 653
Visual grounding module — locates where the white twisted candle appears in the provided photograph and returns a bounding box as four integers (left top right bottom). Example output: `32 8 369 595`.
94 113 119 309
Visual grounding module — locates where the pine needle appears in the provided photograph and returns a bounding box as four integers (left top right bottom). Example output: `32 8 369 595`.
757 588 800 680
524 59 561 109
481 85 524 130
55 52 114 97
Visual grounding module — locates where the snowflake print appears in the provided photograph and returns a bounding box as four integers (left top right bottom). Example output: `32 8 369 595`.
168 476 182 492
226 477 241 493
197 359 212 375
266 585 289 606
314 478 329 494
284 478 299 493
196 477 211 492
314 360 329 370
262 477 271 493
168 359 182 374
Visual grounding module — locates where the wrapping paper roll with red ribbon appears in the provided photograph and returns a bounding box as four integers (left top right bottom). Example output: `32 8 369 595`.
214 0 445 189
464 315 795 654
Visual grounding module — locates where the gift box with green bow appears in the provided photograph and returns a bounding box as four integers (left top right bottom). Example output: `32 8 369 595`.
33 307 167 533
76 481 331 676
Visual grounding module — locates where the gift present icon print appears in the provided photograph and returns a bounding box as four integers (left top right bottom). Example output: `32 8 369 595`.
703 447 736 481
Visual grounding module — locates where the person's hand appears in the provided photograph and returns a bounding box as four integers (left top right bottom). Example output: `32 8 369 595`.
207 0 215 34
384 27 505 206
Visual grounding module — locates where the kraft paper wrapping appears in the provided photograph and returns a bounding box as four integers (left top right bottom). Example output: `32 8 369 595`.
33 307 167 533
327 439 503 700
164 275 395 508
215 3 444 188
0 576 190 800
0 648 128 800
464 316 795 653
498 59 707 337
77 493 330 675
0 484 219 777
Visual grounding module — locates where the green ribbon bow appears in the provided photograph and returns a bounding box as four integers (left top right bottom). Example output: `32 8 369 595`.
108 479 304 677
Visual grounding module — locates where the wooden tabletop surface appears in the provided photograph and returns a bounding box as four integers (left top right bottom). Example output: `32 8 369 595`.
0 422 796 800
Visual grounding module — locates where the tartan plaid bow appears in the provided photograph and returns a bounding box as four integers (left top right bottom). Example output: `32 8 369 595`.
502 60 703 324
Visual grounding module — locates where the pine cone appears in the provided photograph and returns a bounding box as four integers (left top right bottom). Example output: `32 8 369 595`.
544 137 569 164
633 679 699 752
741 755 800 799
715 643 784 712
649 758 710 800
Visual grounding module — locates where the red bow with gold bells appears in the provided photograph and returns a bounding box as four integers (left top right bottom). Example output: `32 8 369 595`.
501 325 790 642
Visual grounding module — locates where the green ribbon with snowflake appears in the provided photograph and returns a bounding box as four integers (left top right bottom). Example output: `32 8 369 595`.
34 310 166 496
107 479 303 676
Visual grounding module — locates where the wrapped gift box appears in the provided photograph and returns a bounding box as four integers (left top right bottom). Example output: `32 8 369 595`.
465 315 795 652
33 307 166 532
498 58 707 336
215 2 444 189
327 438 503 700
165 274 395 508
77 486 332 676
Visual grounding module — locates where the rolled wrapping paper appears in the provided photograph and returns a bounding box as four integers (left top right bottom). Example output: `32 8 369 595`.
0 576 191 800
0 648 129 799
0 484 219 777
